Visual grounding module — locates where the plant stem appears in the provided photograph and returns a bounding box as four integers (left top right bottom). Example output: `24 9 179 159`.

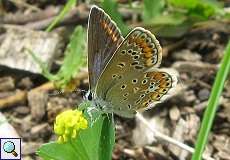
192 41 230 160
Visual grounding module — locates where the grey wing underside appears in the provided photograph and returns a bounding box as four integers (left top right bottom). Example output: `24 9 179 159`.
87 6 124 92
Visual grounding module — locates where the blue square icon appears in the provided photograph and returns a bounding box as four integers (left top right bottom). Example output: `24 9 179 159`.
0 138 21 160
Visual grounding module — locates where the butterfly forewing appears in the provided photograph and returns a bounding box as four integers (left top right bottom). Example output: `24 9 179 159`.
95 27 176 117
88 6 124 92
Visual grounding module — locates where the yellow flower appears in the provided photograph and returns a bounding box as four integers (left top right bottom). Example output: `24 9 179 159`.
54 109 88 143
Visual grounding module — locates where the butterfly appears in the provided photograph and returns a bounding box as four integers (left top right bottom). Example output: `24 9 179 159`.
87 6 177 118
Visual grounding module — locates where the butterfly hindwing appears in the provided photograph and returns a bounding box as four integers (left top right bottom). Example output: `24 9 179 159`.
95 27 177 117
106 70 177 117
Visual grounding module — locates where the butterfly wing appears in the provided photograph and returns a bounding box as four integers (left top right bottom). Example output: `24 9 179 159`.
95 27 177 117
87 6 124 92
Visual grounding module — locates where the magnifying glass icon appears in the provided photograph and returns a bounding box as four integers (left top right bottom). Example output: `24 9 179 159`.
3 141 18 157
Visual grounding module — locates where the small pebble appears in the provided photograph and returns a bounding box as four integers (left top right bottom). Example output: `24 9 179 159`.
169 106 180 121
198 88 210 101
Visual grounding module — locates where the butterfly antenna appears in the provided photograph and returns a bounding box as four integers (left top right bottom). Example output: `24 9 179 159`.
48 88 87 96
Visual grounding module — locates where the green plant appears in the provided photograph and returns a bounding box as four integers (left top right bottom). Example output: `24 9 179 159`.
38 102 115 160
142 0 226 37
101 0 129 35
192 40 230 160
27 26 86 90
46 0 77 32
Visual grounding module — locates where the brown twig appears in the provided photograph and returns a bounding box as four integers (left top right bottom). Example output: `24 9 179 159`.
25 5 89 30
0 90 27 109
0 70 88 109
8 0 41 12
2 6 60 25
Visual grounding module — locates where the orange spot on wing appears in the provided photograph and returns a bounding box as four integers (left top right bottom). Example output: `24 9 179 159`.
108 28 113 35
144 52 152 58
112 34 117 42
140 42 148 48
143 47 153 53
146 58 152 66
151 92 161 101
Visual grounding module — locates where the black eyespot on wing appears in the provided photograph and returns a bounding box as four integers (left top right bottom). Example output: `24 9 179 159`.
135 65 143 70
121 84 127 89
142 79 148 84
131 61 139 66
128 49 132 54
121 50 126 54
133 55 139 59
132 79 138 84
131 51 137 55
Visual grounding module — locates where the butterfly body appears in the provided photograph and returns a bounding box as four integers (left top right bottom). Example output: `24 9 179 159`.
87 6 177 118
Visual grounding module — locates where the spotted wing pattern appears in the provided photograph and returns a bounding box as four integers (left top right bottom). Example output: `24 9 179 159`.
95 27 176 117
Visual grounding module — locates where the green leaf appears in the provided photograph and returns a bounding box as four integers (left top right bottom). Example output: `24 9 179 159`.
192 41 230 160
146 13 186 26
38 102 115 160
143 0 165 22
168 0 224 20
101 0 129 35
54 26 86 88
168 0 199 9
46 0 77 32
27 26 86 90
98 115 115 160
25 49 56 81
143 19 192 38
37 141 83 160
